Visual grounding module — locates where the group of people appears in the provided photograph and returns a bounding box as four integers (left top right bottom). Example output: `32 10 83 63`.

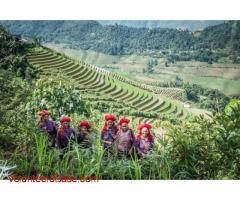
38 110 154 158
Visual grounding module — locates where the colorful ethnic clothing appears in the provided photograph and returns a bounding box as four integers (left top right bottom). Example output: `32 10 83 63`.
115 128 135 153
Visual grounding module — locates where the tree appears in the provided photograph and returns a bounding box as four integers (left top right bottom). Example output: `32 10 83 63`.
185 86 199 102
32 36 42 47
0 26 38 79
165 61 169 67
145 58 158 74
175 75 183 87
230 21 240 53
207 57 213 64
26 75 91 119
147 59 154 73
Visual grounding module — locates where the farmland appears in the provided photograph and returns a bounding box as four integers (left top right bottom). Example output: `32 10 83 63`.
46 43 240 96
27 46 206 124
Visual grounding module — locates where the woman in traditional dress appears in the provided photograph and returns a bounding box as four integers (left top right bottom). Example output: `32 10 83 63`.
38 110 57 147
114 118 135 157
77 120 95 148
100 114 118 149
56 116 77 149
136 123 154 158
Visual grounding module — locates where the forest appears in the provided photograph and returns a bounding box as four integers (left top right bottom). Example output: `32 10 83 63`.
1 20 240 61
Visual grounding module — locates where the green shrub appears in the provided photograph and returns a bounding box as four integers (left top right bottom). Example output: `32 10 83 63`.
26 75 91 119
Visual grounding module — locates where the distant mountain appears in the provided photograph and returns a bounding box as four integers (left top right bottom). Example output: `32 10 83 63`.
0 20 239 56
0 20 101 39
98 20 225 31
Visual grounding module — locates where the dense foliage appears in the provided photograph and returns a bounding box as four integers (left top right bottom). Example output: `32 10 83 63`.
26 75 91 119
145 77 231 112
0 70 32 151
163 99 240 179
184 83 231 112
1 70 239 179
0 26 39 153
0 25 38 79
1 21 239 60
99 20 225 31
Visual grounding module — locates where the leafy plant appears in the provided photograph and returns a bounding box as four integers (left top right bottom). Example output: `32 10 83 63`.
26 75 91 119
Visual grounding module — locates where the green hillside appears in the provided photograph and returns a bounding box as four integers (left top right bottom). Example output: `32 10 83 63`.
45 43 240 97
27 46 199 123
98 20 225 31
1 20 239 57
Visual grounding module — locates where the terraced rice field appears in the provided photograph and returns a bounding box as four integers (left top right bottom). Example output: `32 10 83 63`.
27 47 192 123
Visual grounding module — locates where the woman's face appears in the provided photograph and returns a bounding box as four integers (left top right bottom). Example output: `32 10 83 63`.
121 123 129 132
107 120 114 127
142 127 149 138
43 115 49 121
80 126 88 134
62 122 70 128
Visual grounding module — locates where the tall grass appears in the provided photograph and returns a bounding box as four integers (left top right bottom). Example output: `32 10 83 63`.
6 99 240 180
10 131 173 179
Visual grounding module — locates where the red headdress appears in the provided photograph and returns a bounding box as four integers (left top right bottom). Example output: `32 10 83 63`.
38 110 52 124
38 110 51 116
60 116 72 123
137 123 153 143
102 114 118 134
79 121 91 129
105 114 117 121
138 123 152 131
119 118 130 125
59 116 71 137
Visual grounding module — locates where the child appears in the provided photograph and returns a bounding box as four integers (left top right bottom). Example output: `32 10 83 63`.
100 114 118 149
136 123 154 158
38 110 57 147
77 120 95 148
115 118 135 157
56 116 77 149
